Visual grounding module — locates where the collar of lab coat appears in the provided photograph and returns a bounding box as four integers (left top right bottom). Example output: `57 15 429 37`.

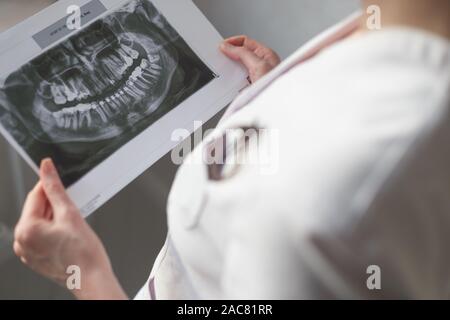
222 11 363 120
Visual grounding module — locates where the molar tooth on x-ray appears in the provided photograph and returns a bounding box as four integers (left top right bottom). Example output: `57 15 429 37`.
0 0 216 187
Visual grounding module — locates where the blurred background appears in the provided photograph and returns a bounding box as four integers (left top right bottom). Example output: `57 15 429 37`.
0 0 358 299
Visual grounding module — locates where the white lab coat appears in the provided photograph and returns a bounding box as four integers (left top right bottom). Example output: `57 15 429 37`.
135 13 450 299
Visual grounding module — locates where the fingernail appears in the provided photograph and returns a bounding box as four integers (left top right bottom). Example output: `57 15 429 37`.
41 158 55 176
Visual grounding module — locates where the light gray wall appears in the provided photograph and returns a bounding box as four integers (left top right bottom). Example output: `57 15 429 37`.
0 0 359 299
195 0 359 58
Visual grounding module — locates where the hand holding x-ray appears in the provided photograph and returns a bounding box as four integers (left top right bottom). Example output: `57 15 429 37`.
14 158 127 299
220 35 280 83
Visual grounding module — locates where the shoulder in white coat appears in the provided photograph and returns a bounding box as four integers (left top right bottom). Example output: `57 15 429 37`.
217 28 450 299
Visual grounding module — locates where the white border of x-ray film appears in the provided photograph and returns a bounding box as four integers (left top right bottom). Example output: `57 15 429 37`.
0 0 248 217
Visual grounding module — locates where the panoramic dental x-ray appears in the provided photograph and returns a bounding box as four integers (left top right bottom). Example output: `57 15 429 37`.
0 0 216 186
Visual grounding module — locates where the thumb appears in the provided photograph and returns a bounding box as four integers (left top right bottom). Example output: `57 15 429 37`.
220 42 261 71
40 159 74 214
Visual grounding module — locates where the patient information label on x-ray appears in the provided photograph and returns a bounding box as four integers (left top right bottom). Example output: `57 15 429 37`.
32 0 107 49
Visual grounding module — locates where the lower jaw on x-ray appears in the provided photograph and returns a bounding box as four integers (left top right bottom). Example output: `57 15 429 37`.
0 0 216 186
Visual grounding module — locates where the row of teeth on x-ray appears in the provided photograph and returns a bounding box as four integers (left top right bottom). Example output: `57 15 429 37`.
51 54 163 130
50 44 144 105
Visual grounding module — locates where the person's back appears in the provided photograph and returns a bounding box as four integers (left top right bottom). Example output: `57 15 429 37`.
242 29 450 299
169 27 449 299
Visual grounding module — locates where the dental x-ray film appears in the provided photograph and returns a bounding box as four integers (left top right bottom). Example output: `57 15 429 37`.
0 0 248 216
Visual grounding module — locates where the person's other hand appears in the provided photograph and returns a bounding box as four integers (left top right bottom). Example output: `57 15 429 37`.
13 159 126 299
220 35 281 83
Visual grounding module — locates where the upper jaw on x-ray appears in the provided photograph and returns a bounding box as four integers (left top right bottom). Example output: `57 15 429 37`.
1 0 180 144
